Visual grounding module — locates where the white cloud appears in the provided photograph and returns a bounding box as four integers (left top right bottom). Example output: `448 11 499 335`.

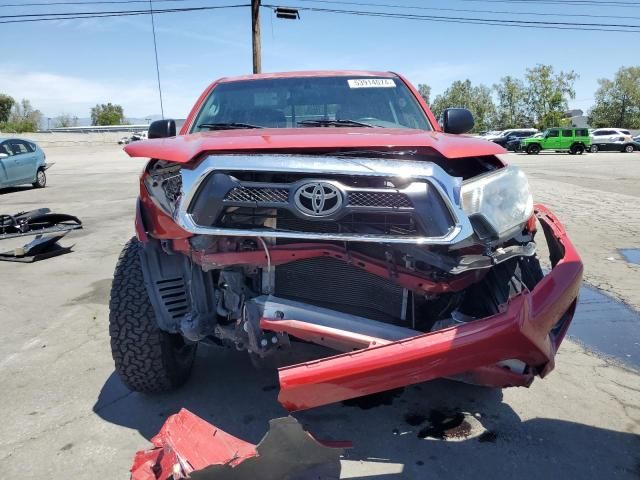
0 69 171 118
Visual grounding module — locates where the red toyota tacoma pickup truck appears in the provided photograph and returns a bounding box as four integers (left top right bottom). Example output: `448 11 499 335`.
112 71 583 411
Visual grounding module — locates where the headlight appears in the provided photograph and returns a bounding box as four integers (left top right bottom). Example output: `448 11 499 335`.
460 166 533 237
144 161 183 217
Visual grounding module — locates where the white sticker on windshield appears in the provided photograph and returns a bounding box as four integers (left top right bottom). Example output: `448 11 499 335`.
347 79 396 89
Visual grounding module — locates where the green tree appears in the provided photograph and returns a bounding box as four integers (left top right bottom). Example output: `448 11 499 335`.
417 83 431 106
431 79 496 132
493 76 531 129
91 103 125 126
1 99 43 133
588 66 640 129
0 94 15 123
524 64 577 129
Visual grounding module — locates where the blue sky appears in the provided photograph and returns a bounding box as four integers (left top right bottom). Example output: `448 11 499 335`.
1 0 637 119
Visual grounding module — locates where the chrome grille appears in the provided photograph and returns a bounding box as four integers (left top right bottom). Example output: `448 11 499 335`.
224 186 289 203
348 191 412 209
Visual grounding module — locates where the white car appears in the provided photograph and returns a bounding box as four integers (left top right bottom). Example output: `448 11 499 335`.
117 131 148 145
474 130 503 140
590 128 637 153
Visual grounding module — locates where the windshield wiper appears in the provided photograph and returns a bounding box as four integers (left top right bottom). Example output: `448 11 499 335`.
297 119 375 128
198 122 264 130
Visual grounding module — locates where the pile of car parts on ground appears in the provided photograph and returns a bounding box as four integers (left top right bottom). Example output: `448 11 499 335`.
0 208 82 262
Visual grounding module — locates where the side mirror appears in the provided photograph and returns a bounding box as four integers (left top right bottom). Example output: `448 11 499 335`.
148 119 176 139
441 108 474 134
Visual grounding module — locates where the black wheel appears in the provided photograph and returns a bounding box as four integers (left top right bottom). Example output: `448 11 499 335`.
590 145 599 153
109 237 196 393
570 144 584 155
32 168 46 188
623 144 635 153
527 144 541 155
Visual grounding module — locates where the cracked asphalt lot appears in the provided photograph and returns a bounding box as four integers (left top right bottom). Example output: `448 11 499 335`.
0 136 638 479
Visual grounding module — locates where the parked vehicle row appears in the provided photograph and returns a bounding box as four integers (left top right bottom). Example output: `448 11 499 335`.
477 125 639 155
0 137 50 189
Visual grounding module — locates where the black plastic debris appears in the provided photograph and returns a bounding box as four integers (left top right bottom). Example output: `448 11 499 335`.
0 208 82 262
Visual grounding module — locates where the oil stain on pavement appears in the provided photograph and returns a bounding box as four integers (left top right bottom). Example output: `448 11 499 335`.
416 410 471 440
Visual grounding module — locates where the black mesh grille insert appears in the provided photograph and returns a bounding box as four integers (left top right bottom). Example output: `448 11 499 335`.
274 210 418 235
224 186 289 203
275 257 405 322
348 191 412 209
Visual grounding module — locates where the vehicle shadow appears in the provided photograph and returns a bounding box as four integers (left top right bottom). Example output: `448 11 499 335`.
93 345 639 479
0 185 34 195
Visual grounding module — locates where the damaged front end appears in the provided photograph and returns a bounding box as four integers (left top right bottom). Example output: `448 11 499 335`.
133 152 582 410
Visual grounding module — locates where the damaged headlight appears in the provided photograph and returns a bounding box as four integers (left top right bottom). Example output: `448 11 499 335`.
460 166 533 238
144 161 183 217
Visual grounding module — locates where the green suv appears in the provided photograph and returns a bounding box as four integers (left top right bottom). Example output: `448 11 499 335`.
521 128 591 155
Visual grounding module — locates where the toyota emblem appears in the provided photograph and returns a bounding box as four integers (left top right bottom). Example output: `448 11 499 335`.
294 182 343 217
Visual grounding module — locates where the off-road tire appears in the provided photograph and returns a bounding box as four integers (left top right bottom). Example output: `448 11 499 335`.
527 144 541 155
32 168 46 188
109 237 196 393
570 144 584 155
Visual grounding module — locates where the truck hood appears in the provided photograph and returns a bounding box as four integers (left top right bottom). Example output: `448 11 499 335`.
123 128 505 163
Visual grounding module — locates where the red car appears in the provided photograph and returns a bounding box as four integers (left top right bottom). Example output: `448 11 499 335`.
112 71 583 411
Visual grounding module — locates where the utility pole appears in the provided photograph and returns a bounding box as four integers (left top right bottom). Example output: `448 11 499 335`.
251 0 261 74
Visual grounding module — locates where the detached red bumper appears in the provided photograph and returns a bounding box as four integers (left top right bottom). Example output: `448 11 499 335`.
130 409 347 480
276 205 583 411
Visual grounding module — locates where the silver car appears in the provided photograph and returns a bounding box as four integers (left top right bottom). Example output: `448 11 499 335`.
589 128 637 153
0 138 49 189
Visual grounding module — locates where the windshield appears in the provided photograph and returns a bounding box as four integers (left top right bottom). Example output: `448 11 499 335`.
191 76 431 131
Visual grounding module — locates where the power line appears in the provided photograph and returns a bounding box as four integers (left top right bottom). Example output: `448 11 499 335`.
0 4 248 23
294 0 640 21
458 0 640 7
4 2 640 29
2 1 639 33
272 4 640 32
149 0 165 119
0 0 188 7
1 4 242 18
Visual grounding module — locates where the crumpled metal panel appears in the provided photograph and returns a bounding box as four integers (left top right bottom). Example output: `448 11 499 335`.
130 409 347 480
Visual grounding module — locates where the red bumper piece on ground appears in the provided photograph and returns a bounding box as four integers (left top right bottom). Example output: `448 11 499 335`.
130 409 348 480
130 409 256 479
276 205 583 411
